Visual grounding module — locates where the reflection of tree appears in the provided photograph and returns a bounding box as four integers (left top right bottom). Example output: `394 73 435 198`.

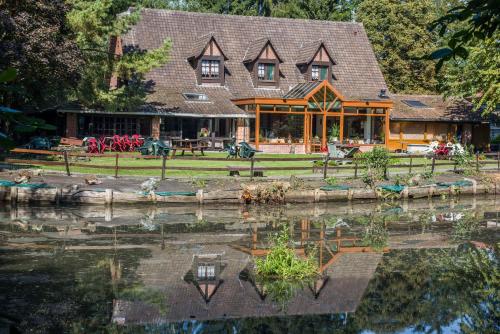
354 247 499 333
438 244 499 333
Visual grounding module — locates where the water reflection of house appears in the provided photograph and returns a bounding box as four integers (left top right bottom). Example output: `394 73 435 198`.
111 234 382 324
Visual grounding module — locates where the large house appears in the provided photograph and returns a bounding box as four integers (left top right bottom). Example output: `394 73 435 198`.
60 9 489 152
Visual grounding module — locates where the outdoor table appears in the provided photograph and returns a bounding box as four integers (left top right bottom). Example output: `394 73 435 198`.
171 138 207 156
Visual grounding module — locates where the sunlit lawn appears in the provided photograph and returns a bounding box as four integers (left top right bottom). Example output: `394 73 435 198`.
23 151 496 178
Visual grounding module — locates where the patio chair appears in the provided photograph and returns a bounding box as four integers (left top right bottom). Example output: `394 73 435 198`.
23 136 52 150
121 135 132 151
238 141 260 159
86 137 100 154
138 138 155 155
327 144 345 159
130 134 144 151
152 140 171 157
224 137 238 159
98 136 109 153
111 135 124 152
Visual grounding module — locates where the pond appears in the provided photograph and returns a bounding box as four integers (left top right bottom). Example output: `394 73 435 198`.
0 197 498 333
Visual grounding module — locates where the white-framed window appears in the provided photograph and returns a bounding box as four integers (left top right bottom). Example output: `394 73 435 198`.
312 65 328 81
201 60 220 78
257 63 275 81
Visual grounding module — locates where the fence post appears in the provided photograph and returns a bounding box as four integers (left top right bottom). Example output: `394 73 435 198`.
250 157 255 181
409 157 413 174
431 155 436 174
323 155 329 179
114 153 119 178
161 155 167 180
354 160 358 179
497 151 500 171
63 151 71 176
476 152 479 172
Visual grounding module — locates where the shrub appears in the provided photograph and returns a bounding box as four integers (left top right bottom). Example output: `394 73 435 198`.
359 146 391 180
325 176 338 186
452 145 476 175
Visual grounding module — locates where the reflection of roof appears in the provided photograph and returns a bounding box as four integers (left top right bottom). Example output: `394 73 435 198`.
112 243 382 323
390 94 485 122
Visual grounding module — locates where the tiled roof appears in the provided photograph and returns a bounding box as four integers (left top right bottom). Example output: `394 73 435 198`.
295 39 336 65
121 9 389 116
242 37 282 63
390 94 484 122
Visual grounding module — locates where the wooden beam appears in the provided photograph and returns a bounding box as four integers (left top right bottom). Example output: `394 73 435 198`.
255 104 260 150
232 97 308 106
385 109 390 147
322 112 327 148
340 105 344 142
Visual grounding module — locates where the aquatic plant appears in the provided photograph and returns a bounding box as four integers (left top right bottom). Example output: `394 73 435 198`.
255 228 318 281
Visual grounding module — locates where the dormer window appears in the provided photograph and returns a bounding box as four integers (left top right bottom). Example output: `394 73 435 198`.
257 63 275 81
296 40 336 83
201 59 220 79
243 38 283 88
188 33 228 86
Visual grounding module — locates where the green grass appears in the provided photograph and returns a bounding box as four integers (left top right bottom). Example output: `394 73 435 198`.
14 151 498 178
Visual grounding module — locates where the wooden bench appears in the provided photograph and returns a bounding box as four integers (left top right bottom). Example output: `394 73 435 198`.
227 166 265 177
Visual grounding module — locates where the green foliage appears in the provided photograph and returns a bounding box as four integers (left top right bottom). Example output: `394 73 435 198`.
255 228 318 280
440 33 499 115
429 0 499 68
452 145 476 175
357 0 442 93
328 122 340 142
66 1 171 111
325 176 338 186
0 68 57 148
359 146 392 180
183 0 360 21
0 0 82 110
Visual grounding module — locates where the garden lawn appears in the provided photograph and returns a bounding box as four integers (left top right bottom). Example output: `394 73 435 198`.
19 152 498 178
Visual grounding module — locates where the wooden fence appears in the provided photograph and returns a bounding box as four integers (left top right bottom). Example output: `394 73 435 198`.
3 148 500 180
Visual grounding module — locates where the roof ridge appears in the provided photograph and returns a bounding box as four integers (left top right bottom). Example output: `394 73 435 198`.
140 8 364 26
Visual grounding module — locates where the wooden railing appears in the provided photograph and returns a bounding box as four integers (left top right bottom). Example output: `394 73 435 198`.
3 148 500 180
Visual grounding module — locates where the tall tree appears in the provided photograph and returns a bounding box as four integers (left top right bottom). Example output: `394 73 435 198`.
356 0 441 94
66 0 171 111
440 33 499 114
0 0 82 111
183 0 360 20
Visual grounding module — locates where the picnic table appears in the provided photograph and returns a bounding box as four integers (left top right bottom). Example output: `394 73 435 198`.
171 138 208 156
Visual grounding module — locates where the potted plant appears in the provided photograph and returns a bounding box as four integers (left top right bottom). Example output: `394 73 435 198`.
328 123 340 143
199 127 209 137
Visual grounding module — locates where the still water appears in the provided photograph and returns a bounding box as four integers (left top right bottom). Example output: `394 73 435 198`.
0 197 498 334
